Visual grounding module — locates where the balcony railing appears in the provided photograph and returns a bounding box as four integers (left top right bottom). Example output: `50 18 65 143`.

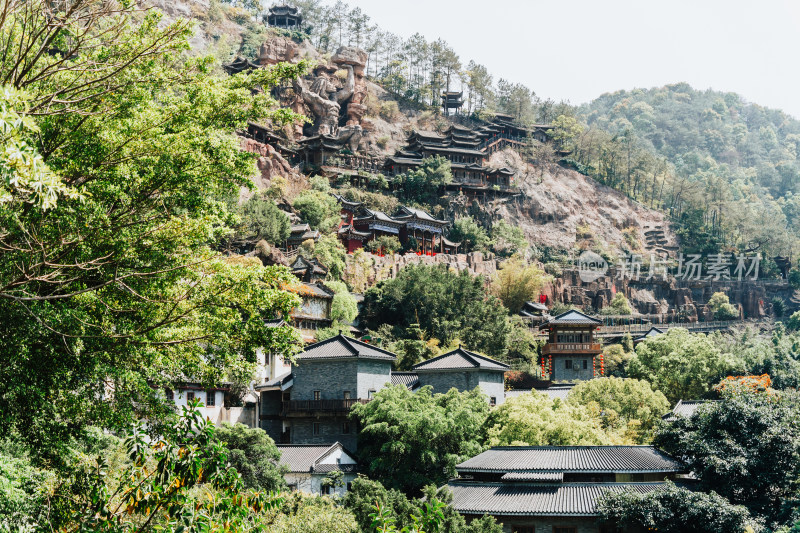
282 399 370 414
543 343 603 354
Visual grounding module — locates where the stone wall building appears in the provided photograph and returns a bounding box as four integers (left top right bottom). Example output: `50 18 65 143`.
410 347 509 406
540 310 603 382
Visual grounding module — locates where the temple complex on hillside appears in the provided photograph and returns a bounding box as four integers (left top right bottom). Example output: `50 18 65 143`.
265 5 302 29
540 310 604 381
333 195 460 255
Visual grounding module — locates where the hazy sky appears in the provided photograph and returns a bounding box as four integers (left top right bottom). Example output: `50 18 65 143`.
339 0 800 118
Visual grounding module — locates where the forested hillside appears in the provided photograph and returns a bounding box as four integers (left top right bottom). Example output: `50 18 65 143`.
575 84 800 257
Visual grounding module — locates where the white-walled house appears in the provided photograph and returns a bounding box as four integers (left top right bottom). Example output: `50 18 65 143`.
276 442 358 496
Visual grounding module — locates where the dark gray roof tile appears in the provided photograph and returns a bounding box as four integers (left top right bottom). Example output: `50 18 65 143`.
457 446 684 474
296 334 397 361
449 481 669 516
413 348 509 371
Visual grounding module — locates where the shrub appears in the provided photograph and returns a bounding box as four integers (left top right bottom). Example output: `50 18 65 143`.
379 101 400 121
376 136 390 149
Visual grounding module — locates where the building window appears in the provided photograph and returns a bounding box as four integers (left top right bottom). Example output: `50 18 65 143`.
368 389 376 399
553 528 576 533
187 391 195 402
512 527 535 533
288 484 297 492
489 397 497 406
313 422 321 435
165 388 174 401
322 485 333 495
565 360 573 370
582 360 588 370
343 391 351 400
313 390 321 401
206 390 215 406
342 422 351 434
347 482 352 491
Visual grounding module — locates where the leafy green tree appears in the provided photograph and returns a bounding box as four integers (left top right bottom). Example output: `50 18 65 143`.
351 385 489 496
64 403 285 531
548 114 584 152
292 189 341 232
266 492 360 533
628 328 736 403
567 377 670 444
362 264 511 357
786 311 800 332
600 293 633 315
0 0 308 461
301 234 347 280
213 422 287 492
398 156 452 203
654 388 800 522
597 482 760 533
604 343 635 377
236 192 292 245
490 257 551 314
490 220 528 257
365 235 402 254
449 216 492 253
708 292 740 320
483 392 616 446
343 476 420 532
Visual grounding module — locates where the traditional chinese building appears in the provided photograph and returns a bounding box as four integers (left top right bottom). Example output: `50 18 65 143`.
286 223 320 251
222 56 261 75
290 256 328 283
540 310 604 381
448 446 687 533
333 198 460 255
265 4 302 29
441 91 464 116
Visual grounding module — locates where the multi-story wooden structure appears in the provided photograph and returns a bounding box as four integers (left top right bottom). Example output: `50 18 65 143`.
441 91 464 116
540 310 604 381
265 4 302 29
384 126 518 198
334 197 460 255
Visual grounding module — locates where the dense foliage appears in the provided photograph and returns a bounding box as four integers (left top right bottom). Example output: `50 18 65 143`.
212 422 287 492
0 0 308 463
598 482 759 533
351 385 489 496
579 83 800 257
362 264 511 357
483 392 614 446
567 377 670 444
654 388 800 524
629 328 736 403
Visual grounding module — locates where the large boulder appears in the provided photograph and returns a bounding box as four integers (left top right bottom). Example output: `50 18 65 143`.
331 46 367 68
259 36 299 66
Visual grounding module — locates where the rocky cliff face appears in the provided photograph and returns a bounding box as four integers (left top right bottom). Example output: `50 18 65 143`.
491 149 678 258
548 267 788 320
344 251 498 293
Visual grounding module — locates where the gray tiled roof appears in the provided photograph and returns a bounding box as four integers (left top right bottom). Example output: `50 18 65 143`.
635 327 665 341
663 399 719 421
395 206 448 225
540 310 602 328
501 471 563 482
299 282 334 299
448 481 669 516
296 334 397 361
456 446 684 474
276 442 357 474
412 347 510 372
391 372 420 390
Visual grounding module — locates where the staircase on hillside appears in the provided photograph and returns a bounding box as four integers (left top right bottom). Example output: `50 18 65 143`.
642 225 678 256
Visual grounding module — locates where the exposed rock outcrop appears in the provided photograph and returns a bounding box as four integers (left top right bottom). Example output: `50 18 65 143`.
344 251 498 293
